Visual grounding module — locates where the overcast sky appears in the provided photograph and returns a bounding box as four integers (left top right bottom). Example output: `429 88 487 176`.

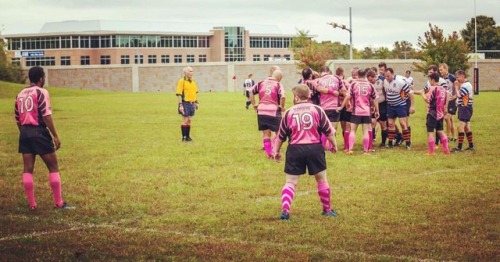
1 0 499 49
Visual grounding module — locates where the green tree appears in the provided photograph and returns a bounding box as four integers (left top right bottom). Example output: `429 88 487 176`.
0 38 25 83
359 47 374 59
460 15 500 59
392 41 417 59
290 30 333 71
414 23 471 76
373 47 392 59
321 41 350 59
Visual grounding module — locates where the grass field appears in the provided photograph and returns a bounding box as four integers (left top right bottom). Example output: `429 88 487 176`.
0 80 498 261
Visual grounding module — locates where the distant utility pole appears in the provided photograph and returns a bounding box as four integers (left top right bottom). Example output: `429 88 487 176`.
327 7 353 60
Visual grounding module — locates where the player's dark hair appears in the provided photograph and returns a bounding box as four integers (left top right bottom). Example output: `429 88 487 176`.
28 66 45 84
427 65 438 73
358 68 369 78
366 69 377 78
370 67 378 73
335 67 344 76
302 67 312 79
385 67 394 74
378 62 387 69
429 72 440 82
455 69 466 77
320 66 330 73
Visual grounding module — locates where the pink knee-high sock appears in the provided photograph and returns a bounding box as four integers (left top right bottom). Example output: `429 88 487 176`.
49 172 64 207
263 138 272 158
363 132 370 152
343 131 349 150
441 135 450 154
281 182 296 212
23 173 36 208
428 137 435 154
368 130 373 150
348 132 355 151
317 182 331 212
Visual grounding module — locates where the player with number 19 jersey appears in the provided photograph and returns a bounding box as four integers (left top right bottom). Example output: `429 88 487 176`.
278 103 334 145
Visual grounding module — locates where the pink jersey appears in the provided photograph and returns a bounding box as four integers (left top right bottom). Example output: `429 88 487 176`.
252 77 285 117
15 86 52 127
349 79 377 116
316 74 344 110
426 85 448 120
278 102 334 145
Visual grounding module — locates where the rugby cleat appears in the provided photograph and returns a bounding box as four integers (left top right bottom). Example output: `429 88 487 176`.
465 146 475 151
279 210 290 220
451 147 462 153
55 202 76 210
322 210 338 217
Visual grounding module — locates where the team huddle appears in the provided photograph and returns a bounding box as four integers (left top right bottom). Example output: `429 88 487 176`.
247 63 475 220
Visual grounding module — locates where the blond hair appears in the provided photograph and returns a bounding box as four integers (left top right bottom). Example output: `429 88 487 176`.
292 84 310 100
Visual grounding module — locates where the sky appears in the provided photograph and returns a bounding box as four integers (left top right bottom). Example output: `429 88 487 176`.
1 0 499 50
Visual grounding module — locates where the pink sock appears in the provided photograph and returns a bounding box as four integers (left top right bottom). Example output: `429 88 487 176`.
441 135 449 153
363 132 370 152
23 173 36 208
49 172 64 207
368 130 373 150
343 131 349 150
428 137 435 154
263 139 272 158
317 182 331 212
281 182 296 212
348 132 355 151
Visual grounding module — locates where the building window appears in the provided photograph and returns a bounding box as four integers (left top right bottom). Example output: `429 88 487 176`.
284 54 291 61
264 54 271 61
183 36 197 48
91 36 100 48
253 55 261 61
100 36 112 48
26 57 56 67
198 37 209 48
135 54 143 64
187 55 195 63
224 27 245 62
174 55 182 63
121 55 130 64
100 55 111 65
61 37 71 49
199 55 207 63
148 55 157 64
273 54 281 61
80 36 90 48
161 55 170 63
80 56 90 65
250 37 263 48
61 56 71 66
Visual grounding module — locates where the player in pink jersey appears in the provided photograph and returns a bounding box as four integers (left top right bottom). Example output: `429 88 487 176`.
300 67 320 105
250 68 286 158
14 66 74 210
367 68 381 151
272 84 337 220
315 66 344 151
339 68 379 154
422 72 450 155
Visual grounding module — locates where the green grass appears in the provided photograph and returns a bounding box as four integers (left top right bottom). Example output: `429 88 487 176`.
0 80 498 261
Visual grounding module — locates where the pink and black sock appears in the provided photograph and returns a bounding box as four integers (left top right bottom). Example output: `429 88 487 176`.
281 182 296 212
317 182 331 212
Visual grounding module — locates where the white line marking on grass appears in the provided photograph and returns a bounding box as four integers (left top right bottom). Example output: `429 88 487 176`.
419 167 475 176
0 221 451 261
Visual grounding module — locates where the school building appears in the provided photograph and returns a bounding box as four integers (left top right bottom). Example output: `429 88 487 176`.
3 20 299 67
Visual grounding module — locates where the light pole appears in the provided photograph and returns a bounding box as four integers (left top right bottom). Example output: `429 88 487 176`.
474 0 479 95
327 7 353 60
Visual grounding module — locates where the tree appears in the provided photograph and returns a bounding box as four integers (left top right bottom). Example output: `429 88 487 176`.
290 30 333 71
0 38 25 83
414 23 471 76
321 41 350 60
460 15 500 59
392 41 418 59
